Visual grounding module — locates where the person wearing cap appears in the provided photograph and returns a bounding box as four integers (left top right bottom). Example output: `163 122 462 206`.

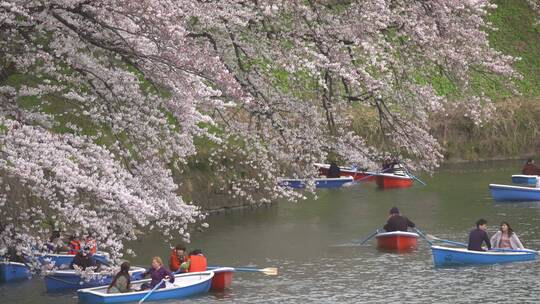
522 158 540 175
467 219 491 252
383 207 415 232
70 246 98 270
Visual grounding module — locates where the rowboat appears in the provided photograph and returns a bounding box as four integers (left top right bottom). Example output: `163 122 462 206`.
278 176 354 189
77 271 214 304
45 267 145 292
374 173 414 189
489 184 540 202
314 163 376 181
39 251 110 268
431 245 537 267
375 231 418 251
511 174 538 185
0 261 31 282
209 267 234 290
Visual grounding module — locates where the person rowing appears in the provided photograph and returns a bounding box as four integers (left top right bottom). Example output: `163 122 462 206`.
467 219 491 252
140 256 174 290
383 207 415 232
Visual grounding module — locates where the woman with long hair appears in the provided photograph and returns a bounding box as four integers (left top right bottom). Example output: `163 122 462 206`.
490 222 525 249
107 262 131 293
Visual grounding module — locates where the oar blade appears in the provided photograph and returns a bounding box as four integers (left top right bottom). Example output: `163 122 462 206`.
261 267 278 276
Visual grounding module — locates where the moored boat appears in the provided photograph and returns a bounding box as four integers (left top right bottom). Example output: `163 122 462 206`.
431 245 537 267
489 184 540 202
375 231 418 251
0 262 31 282
511 175 538 185
314 163 376 181
374 173 414 189
45 266 145 292
77 271 214 304
278 176 354 189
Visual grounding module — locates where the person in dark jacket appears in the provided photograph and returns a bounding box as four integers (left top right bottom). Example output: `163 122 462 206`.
522 159 540 175
467 219 491 252
70 246 98 270
327 161 341 178
383 207 415 232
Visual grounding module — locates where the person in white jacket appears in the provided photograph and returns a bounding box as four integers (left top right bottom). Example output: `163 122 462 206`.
490 222 524 250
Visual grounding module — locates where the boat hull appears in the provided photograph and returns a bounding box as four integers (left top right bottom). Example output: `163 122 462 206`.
489 184 540 202
431 245 536 267
45 267 145 292
210 267 234 291
0 262 31 282
375 232 418 251
279 177 354 189
511 175 537 185
77 271 214 304
375 173 413 189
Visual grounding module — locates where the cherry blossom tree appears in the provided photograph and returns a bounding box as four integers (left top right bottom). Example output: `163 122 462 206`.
0 0 517 263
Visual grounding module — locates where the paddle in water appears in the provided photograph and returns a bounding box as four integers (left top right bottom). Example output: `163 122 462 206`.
359 229 381 245
207 266 278 276
138 277 168 304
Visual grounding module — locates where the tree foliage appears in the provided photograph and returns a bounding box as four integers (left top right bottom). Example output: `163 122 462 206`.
0 0 517 261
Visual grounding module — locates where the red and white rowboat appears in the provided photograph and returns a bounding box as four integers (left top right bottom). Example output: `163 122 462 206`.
376 231 419 251
374 172 414 189
314 163 376 181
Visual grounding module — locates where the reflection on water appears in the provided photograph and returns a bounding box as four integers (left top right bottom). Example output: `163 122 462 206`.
3 160 540 303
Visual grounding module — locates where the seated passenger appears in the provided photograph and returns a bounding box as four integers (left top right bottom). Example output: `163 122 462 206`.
70 246 98 270
107 262 131 294
490 221 524 250
327 161 341 178
522 158 540 175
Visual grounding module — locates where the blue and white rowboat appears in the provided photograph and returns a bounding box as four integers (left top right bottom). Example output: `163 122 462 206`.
431 245 537 267
278 176 354 189
39 251 109 268
489 183 540 202
45 267 145 292
511 175 538 185
0 262 31 282
77 271 214 304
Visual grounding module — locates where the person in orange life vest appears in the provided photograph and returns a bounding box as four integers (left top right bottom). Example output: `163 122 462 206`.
68 235 82 254
169 244 188 272
85 233 97 254
181 249 207 272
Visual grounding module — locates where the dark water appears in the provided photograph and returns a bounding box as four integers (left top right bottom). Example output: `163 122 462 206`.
3 160 540 303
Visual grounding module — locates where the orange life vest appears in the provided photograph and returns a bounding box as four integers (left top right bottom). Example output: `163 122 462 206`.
188 254 207 272
68 240 81 254
86 239 97 254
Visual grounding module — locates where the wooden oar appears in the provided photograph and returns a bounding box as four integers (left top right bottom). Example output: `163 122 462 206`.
359 229 381 245
402 166 427 186
207 266 278 275
139 277 168 303
425 234 467 247
412 227 432 245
